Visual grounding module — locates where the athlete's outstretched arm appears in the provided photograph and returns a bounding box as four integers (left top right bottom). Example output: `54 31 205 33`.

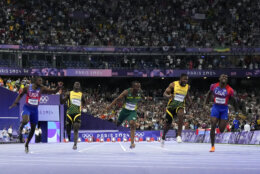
140 90 152 101
163 83 174 99
185 86 192 107
82 93 87 107
60 91 70 104
203 90 212 107
9 87 28 109
106 90 128 111
229 91 239 113
41 82 63 94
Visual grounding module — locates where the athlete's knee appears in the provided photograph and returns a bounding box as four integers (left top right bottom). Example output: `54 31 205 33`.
30 123 36 129
22 120 29 125
177 108 184 116
164 123 171 129
66 120 73 126
130 120 136 128
73 123 80 131
219 126 225 133
211 125 216 130
22 115 29 124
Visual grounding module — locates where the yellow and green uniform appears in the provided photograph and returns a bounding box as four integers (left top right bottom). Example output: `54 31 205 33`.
67 91 82 123
118 88 142 124
166 81 189 122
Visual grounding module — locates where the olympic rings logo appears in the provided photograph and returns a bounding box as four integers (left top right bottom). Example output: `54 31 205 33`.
135 132 145 137
40 96 49 104
82 134 93 139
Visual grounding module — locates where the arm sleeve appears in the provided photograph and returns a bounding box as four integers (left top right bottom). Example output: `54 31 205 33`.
210 84 215 91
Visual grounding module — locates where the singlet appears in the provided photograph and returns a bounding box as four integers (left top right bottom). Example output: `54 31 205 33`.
210 82 234 106
122 88 142 111
167 81 189 108
25 84 41 107
67 91 83 115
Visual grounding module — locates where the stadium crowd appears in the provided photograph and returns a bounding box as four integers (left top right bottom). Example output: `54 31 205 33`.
1 76 260 132
1 52 260 70
0 0 259 47
53 55 260 70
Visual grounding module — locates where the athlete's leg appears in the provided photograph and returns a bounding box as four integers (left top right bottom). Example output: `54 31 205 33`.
210 117 218 148
129 120 136 148
117 109 128 127
162 109 173 141
73 122 81 150
176 108 184 137
218 119 228 133
18 115 29 142
66 114 73 141
25 123 36 152
162 123 171 141
209 105 221 152
24 108 38 153
218 108 229 133
66 123 72 141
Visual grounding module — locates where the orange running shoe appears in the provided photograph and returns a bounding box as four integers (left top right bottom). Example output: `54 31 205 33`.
209 146 215 152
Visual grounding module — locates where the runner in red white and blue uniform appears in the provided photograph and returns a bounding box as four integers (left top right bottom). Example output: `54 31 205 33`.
204 74 239 152
9 77 63 153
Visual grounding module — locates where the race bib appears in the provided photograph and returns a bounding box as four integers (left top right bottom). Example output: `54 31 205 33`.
125 103 136 111
28 99 39 105
72 99 81 106
215 97 226 104
174 94 185 102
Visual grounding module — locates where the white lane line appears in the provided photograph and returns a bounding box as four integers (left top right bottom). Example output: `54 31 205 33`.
78 142 108 152
119 142 126 152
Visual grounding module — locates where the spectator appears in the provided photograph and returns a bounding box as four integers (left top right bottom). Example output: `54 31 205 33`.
7 126 12 141
38 127 42 143
2 128 8 140
0 77 3 86
233 116 241 132
244 121 251 132
35 128 40 143
0 0 259 47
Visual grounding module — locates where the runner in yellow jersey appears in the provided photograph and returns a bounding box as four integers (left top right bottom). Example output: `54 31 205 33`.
161 74 192 147
61 82 86 150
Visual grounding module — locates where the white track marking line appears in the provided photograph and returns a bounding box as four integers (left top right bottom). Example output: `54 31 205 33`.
119 142 127 152
78 142 108 152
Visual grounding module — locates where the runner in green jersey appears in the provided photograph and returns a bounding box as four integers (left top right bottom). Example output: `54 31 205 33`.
107 81 146 149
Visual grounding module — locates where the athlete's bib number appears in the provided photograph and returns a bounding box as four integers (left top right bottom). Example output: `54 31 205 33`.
215 97 226 104
174 94 185 102
28 99 39 105
125 103 136 111
71 99 81 106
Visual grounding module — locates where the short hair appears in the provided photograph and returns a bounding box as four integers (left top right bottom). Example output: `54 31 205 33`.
131 81 140 86
180 73 188 78
32 76 42 83
220 74 228 77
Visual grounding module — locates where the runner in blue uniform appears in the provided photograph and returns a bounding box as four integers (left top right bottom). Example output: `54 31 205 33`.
9 77 63 153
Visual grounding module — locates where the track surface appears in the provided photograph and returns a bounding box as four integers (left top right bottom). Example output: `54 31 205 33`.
1 142 260 174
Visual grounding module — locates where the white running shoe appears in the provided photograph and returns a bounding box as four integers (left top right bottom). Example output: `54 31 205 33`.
161 140 165 148
177 136 182 143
